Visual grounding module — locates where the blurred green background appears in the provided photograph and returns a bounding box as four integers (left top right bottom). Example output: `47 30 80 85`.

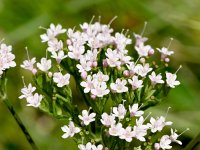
1 0 200 149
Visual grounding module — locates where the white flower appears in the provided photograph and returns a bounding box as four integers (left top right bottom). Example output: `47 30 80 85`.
135 43 153 57
51 51 67 63
68 45 85 60
93 71 109 83
61 121 80 139
105 48 121 67
128 76 143 90
78 142 92 150
110 78 128 93
0 43 16 76
53 72 70 87
170 129 182 145
78 110 96 126
157 47 174 57
76 57 92 73
134 63 152 77
119 126 134 142
37 58 52 72
47 39 63 53
49 24 66 36
80 75 94 93
159 135 172 150
109 123 123 136
126 62 136 76
114 33 132 50
149 71 164 85
21 57 37 73
129 104 144 117
40 24 66 42
100 112 116 127
91 144 103 150
26 93 42 108
147 116 173 133
91 82 110 97
19 83 36 99
166 72 180 88
134 33 148 47
118 53 131 65
112 104 127 120
132 117 149 142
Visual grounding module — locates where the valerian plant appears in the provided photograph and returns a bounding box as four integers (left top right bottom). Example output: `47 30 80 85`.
0 42 38 149
19 18 188 150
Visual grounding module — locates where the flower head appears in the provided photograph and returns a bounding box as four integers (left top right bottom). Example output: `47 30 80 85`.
37 58 52 72
78 109 96 126
26 93 43 108
61 121 80 139
166 72 180 88
53 72 70 87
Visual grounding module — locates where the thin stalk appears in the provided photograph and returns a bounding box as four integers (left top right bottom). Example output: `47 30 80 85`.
3 98 38 150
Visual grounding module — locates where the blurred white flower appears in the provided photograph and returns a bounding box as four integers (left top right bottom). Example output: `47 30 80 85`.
53 72 70 87
128 76 143 90
37 58 52 72
100 112 116 127
112 104 127 120
109 123 123 136
119 126 135 142
159 135 172 150
78 109 96 126
21 57 37 74
19 83 36 99
110 78 128 93
26 93 42 108
61 121 80 139
147 116 173 133
129 104 144 117
166 72 180 88
149 71 164 85
51 51 67 63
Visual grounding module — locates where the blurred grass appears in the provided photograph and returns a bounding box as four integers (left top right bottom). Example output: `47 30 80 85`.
1 0 200 149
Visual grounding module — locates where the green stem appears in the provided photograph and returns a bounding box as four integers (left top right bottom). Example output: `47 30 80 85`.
3 98 38 150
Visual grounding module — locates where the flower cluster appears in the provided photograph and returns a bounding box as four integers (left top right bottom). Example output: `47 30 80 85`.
61 102 186 150
19 82 43 107
0 43 16 76
19 18 184 149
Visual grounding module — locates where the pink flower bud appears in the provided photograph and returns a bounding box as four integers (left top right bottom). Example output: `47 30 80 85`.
154 143 160 150
103 59 108 67
32 68 37 75
81 71 87 80
92 61 98 67
148 49 154 56
164 57 170 62
123 70 129 77
91 94 96 100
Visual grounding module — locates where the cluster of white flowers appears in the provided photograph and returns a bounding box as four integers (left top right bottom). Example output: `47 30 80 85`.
19 82 42 107
63 21 180 98
0 43 16 76
19 19 184 149
61 102 186 150
78 142 103 150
